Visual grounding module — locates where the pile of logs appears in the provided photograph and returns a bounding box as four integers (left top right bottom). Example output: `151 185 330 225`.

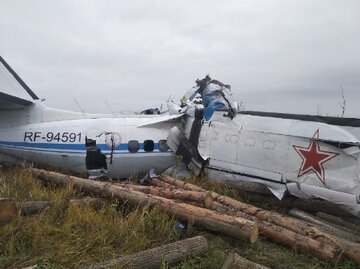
30 168 259 243
4 168 359 266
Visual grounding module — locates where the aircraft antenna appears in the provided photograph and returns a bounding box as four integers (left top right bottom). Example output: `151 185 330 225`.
73 98 85 113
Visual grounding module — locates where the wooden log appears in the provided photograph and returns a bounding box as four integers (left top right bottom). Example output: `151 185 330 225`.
158 177 360 264
213 202 360 264
157 176 321 238
19 201 52 215
288 208 360 243
155 175 204 192
159 198 258 243
221 252 270 269
149 178 177 189
88 236 208 269
127 183 340 262
213 190 360 264
316 212 360 234
19 198 106 216
158 175 360 265
118 184 214 209
31 168 258 243
288 208 360 264
258 222 338 261
210 201 338 261
215 179 353 217
157 176 350 244
0 198 18 224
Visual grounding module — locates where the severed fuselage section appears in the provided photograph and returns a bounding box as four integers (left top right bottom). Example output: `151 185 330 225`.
168 76 360 217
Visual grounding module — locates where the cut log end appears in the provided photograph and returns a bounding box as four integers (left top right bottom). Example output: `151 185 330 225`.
203 192 214 209
0 198 18 224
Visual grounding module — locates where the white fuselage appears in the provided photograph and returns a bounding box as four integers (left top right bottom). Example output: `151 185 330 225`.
181 110 360 215
196 112 360 194
0 102 180 177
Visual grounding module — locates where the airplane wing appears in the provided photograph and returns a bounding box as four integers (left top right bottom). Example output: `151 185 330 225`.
0 56 39 109
137 114 184 128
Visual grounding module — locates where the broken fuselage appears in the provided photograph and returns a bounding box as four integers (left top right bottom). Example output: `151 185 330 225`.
178 107 360 216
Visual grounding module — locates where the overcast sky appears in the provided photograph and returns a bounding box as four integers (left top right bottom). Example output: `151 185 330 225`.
1 0 359 116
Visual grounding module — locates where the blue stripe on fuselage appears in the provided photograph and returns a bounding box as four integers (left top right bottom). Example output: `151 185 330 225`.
0 141 86 150
0 141 162 154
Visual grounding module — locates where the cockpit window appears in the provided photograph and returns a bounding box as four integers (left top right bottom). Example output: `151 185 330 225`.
128 140 139 153
159 140 169 152
144 140 154 152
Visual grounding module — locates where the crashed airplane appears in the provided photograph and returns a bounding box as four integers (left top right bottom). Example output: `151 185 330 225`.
0 56 359 217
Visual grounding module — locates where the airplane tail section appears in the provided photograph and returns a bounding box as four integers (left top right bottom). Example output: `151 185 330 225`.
0 56 38 110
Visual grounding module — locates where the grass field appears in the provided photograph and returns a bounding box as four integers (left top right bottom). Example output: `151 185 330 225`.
0 166 357 269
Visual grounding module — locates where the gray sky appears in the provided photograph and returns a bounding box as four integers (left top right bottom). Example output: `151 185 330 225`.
1 0 359 116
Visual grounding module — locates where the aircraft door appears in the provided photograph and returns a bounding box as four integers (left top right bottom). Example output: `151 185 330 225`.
84 131 122 179
85 136 108 179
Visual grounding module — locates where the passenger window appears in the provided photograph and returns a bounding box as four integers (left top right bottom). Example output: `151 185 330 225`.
159 140 169 152
128 140 139 153
144 140 154 152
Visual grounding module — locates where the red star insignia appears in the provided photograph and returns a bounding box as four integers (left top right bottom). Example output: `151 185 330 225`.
292 129 339 185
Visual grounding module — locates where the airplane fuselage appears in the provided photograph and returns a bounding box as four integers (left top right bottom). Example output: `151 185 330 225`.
179 110 360 215
0 102 180 178
1 55 359 216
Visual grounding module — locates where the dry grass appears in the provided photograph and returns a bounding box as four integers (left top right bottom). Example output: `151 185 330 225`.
1 205 180 268
0 165 80 202
0 166 358 269
0 166 179 268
